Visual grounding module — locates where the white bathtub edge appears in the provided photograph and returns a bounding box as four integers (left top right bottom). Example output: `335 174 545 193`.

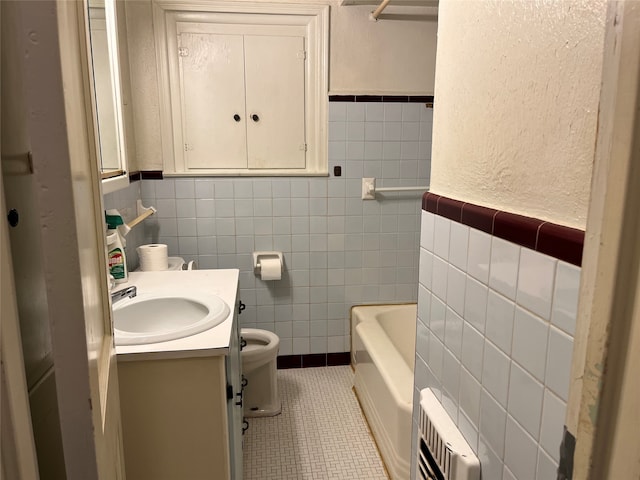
354 373 410 480
351 303 417 480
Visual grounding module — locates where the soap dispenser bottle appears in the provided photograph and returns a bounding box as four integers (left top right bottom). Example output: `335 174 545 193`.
105 213 128 283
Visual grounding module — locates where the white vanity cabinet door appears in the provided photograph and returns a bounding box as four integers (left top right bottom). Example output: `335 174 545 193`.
118 356 231 480
179 32 247 169
244 34 306 170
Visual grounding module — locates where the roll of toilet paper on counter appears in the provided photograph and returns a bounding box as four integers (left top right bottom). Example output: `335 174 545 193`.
137 244 169 271
259 257 282 280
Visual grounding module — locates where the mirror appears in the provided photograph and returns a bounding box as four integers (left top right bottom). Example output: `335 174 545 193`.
86 0 129 193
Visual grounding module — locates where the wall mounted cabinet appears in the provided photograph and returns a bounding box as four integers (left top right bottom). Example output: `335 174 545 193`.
153 2 329 176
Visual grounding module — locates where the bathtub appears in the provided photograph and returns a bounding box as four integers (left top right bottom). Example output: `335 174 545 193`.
351 304 417 480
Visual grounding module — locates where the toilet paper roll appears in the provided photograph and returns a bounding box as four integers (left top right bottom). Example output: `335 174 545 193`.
259 257 282 281
137 244 169 271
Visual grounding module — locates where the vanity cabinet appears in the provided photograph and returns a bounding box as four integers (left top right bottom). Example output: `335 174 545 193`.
153 2 329 176
116 270 242 480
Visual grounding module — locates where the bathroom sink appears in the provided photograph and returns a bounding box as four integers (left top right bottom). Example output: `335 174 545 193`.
113 293 230 346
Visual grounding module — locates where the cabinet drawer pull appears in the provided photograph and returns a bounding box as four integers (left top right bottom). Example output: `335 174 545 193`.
251 114 260 122
233 114 241 122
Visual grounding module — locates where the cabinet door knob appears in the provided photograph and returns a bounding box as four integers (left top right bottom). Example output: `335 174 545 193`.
233 114 241 122
251 114 260 122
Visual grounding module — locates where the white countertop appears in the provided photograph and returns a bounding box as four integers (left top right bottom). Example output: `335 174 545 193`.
115 269 239 361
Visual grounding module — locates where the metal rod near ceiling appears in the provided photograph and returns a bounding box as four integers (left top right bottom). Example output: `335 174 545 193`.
370 0 392 21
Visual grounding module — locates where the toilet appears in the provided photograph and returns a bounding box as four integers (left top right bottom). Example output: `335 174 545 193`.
240 328 281 417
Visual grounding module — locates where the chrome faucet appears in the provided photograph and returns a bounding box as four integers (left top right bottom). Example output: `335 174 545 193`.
111 286 137 305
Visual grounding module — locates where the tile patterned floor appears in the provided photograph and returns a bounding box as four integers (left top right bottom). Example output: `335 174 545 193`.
243 366 389 480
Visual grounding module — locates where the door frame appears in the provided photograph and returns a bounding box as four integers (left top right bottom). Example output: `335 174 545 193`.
568 1 640 477
0 91 41 480
8 1 125 478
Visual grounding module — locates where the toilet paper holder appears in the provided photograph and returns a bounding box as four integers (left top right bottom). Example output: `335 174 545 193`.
253 252 283 275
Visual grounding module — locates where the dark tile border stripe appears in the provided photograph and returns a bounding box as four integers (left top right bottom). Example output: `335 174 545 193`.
460 203 496 234
277 355 301 369
494 211 542 251
140 170 164 180
423 192 585 267
277 352 351 370
129 171 141 182
328 95 356 102
438 197 464 222
329 95 434 104
327 352 351 366
537 223 584 267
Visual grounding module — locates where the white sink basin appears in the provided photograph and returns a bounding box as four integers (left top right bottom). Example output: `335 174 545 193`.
113 293 230 346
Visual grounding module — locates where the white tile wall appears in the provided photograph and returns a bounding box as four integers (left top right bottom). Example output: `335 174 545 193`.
433 215 451 260
516 249 557 320
552 261 581 336
512 307 549 382
467 228 492 284
444 307 464 359
446 264 466 316
115 101 432 356
465 275 488 333
478 439 504 480
482 340 511 407
504 415 538 480
507 363 544 439
431 255 449 301
459 366 481 425
480 388 507 456
486 290 516 354
539 389 567 462
536 448 559 480
449 222 469 270
461 322 484 381
545 327 573 401
412 211 580 480
489 236 520 300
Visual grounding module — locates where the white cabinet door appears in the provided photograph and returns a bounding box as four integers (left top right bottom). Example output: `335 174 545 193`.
155 5 328 176
244 35 306 169
179 32 247 169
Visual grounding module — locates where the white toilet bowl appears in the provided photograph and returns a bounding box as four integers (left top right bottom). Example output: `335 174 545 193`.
241 328 281 417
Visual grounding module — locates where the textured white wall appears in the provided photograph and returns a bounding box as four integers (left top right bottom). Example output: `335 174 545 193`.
429 0 607 229
124 1 163 171
123 1 437 171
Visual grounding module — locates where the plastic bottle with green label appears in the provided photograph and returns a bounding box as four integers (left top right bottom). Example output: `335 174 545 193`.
105 213 128 283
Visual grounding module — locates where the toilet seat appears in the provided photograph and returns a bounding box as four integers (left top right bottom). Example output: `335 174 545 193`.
241 328 279 373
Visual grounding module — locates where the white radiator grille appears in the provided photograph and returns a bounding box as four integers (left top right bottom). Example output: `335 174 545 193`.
416 389 480 480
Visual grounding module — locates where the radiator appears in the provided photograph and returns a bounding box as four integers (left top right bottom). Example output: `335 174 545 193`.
416 389 480 480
